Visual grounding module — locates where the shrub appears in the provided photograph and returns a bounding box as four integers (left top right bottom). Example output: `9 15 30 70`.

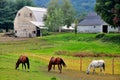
51 77 57 80
95 33 105 39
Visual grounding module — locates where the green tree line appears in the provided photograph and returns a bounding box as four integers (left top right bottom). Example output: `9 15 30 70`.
0 0 34 32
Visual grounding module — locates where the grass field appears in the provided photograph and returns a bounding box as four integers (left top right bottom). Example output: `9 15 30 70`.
0 33 120 80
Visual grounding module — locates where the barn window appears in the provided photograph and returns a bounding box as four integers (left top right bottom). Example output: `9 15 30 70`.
30 13 32 18
33 31 36 34
18 13 20 16
15 30 17 33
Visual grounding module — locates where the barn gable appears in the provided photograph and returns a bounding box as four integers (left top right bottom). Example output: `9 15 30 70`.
14 6 47 37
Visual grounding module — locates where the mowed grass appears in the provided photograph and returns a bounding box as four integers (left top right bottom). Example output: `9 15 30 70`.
0 33 120 80
0 54 55 80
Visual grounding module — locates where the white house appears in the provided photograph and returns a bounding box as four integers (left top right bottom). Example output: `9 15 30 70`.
14 6 47 37
77 12 118 33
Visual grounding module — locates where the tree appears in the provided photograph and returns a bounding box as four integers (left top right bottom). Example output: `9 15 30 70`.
45 0 64 31
0 0 16 32
45 0 75 32
74 19 78 34
0 0 35 32
15 0 35 10
95 0 120 27
61 0 75 27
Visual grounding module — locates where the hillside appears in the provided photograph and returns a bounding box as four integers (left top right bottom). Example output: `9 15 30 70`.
34 0 96 16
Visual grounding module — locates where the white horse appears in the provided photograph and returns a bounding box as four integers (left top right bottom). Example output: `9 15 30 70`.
86 60 105 74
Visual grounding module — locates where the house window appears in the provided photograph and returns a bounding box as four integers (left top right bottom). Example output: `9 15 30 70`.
94 26 96 28
30 13 32 18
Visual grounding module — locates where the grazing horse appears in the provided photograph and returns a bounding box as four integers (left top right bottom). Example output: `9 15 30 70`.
15 55 30 70
86 60 105 74
48 57 66 73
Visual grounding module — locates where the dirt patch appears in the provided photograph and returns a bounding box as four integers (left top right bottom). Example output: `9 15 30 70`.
55 50 120 57
39 66 120 80
0 33 29 42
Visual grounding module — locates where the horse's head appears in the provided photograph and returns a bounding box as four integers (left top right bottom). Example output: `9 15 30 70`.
86 70 90 74
48 63 52 72
15 63 19 69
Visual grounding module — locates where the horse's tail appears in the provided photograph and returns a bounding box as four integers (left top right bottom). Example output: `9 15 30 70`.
103 63 105 71
61 58 66 67
26 57 30 69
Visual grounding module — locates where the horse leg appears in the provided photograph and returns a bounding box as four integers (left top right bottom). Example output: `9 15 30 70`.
93 68 95 74
53 65 55 70
22 63 24 69
23 63 26 69
58 65 61 73
100 68 102 72
60 64 62 69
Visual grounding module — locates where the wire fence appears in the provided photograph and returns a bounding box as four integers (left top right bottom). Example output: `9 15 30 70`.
65 57 120 75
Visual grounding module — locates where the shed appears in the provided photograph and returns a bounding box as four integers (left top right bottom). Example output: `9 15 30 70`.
77 12 118 33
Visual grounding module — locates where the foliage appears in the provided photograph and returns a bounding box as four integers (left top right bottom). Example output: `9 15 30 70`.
15 0 35 10
61 0 75 27
34 0 96 16
45 0 64 31
95 33 105 39
45 0 75 32
95 0 120 27
0 0 16 32
0 0 35 31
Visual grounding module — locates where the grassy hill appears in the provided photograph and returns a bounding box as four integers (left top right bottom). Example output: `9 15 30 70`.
0 33 120 56
0 33 120 80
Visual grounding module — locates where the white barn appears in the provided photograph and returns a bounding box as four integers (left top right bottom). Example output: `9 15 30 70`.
14 6 47 37
77 12 118 33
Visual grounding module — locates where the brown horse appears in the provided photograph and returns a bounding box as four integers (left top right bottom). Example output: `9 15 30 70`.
15 55 30 70
48 57 66 73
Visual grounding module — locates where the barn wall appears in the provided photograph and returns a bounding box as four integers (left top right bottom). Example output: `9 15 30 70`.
14 7 36 37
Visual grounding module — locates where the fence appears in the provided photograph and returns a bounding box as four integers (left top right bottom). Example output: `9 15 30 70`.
28 54 120 75
64 57 120 75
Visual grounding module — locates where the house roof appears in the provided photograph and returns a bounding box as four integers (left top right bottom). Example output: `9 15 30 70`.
25 6 47 22
78 12 105 26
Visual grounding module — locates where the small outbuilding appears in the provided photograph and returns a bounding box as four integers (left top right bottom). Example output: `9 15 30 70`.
77 12 118 33
14 6 47 37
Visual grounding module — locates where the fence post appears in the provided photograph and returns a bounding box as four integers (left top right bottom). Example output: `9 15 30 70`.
112 58 114 75
80 57 82 71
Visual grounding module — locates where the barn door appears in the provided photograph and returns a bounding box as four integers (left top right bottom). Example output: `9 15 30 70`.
102 25 108 33
36 27 40 36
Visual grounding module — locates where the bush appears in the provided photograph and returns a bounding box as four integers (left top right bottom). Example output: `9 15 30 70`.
51 77 57 80
42 30 50 36
95 33 105 39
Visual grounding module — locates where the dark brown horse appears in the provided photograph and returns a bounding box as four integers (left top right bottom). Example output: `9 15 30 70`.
48 57 66 73
15 55 30 70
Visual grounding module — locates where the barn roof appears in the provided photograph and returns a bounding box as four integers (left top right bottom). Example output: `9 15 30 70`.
25 6 47 12
30 21 48 29
78 12 105 26
25 6 47 22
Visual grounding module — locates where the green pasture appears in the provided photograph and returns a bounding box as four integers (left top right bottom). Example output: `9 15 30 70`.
0 33 120 80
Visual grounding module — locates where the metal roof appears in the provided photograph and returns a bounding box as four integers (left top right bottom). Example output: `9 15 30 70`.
25 6 47 22
30 21 48 29
78 12 105 26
